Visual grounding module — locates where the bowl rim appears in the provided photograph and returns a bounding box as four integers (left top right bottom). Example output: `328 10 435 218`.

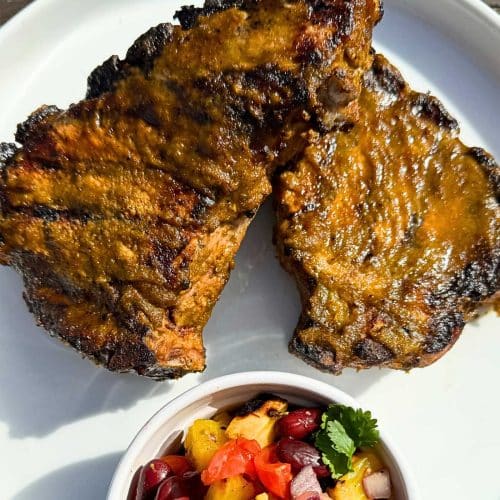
107 371 419 499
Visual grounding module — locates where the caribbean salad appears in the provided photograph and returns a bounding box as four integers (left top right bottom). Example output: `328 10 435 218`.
131 395 392 500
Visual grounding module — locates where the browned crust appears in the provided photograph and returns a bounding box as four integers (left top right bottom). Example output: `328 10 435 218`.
0 0 380 378
276 54 500 374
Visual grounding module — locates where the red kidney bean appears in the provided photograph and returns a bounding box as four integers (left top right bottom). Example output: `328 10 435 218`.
182 470 207 498
136 459 173 499
154 476 189 500
277 437 330 478
132 466 144 500
278 408 322 439
313 464 331 478
160 455 193 477
277 437 321 471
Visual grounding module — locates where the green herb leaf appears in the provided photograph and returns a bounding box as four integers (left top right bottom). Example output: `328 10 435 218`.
326 420 355 457
314 403 380 480
323 404 380 448
315 429 352 479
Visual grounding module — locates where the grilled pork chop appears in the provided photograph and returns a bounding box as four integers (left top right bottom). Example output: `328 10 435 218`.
275 54 500 373
0 0 381 378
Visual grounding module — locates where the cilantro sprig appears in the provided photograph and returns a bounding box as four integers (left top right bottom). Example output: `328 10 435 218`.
314 404 380 479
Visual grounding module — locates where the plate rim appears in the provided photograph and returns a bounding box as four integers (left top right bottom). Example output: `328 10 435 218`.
1 0 500 41
0 1 499 499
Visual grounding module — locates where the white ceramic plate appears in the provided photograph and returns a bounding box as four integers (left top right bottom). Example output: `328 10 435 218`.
0 1 498 499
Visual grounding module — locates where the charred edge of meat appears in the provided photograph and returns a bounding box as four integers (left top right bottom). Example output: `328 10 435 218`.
424 311 464 354
467 147 500 202
175 0 362 36
125 23 174 71
0 142 18 170
23 280 191 380
410 94 459 131
13 254 74 298
105 343 194 380
431 250 500 305
139 364 196 380
377 0 384 24
96 340 155 372
295 1 356 64
305 275 318 293
353 338 394 365
289 331 340 373
15 105 62 145
0 143 18 216
244 209 257 218
364 53 405 96
174 0 246 30
307 0 354 40
235 393 286 416
86 55 127 99
86 23 174 99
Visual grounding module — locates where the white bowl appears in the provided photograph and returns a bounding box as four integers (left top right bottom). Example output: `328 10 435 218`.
107 371 419 499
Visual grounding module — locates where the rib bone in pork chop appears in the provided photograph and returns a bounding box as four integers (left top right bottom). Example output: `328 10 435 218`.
0 0 381 378
275 54 500 373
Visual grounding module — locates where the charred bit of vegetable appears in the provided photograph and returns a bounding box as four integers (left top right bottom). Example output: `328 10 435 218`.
226 397 288 448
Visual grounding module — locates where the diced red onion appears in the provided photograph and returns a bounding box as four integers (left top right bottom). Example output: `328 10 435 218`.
291 465 322 499
362 469 392 499
295 493 321 500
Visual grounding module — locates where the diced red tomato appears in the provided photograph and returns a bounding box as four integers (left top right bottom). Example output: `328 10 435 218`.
160 455 193 477
201 438 261 485
254 444 293 499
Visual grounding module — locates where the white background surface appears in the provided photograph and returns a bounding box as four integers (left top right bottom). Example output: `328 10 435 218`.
0 0 499 499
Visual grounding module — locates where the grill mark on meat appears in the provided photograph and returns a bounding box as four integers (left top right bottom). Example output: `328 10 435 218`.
289 332 339 373
276 54 500 374
195 66 310 130
191 196 215 220
402 213 421 244
429 248 500 305
424 312 464 354
1 185 208 230
0 0 380 378
353 338 394 364
31 206 93 222
242 66 309 107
